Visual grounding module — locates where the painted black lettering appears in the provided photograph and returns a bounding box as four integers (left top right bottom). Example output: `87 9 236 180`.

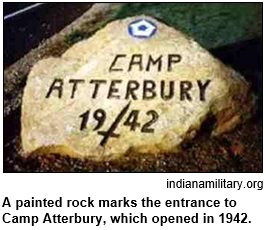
98 102 131 146
161 80 175 100
90 80 107 99
197 80 211 101
124 110 141 131
146 55 162 72
128 54 143 72
143 80 156 100
109 54 126 72
180 81 192 101
141 110 159 133
93 109 106 130
79 110 90 131
108 80 122 99
45 78 63 99
168 54 182 71
125 80 140 100
69 79 85 99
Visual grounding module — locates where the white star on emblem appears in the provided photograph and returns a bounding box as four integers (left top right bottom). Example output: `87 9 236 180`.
128 19 157 38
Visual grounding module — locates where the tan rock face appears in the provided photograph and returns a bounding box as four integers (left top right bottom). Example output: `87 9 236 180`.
21 16 255 160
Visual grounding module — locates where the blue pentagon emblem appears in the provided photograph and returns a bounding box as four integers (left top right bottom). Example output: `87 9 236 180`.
128 19 157 39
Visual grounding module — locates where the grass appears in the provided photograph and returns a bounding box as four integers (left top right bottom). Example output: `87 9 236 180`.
114 3 262 49
94 3 262 50
64 3 262 49
64 30 89 45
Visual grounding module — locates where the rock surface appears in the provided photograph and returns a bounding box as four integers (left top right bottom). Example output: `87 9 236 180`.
21 16 255 160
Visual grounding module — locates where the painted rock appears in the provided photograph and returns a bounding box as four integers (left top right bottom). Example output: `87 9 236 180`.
21 16 255 160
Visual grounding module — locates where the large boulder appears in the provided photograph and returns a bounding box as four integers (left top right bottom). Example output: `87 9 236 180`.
21 16 255 160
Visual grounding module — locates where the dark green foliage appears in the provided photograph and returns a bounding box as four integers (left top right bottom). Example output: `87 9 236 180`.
64 30 89 45
113 3 262 49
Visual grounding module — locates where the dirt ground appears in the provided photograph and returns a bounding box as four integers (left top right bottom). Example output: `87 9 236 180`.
3 3 262 173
